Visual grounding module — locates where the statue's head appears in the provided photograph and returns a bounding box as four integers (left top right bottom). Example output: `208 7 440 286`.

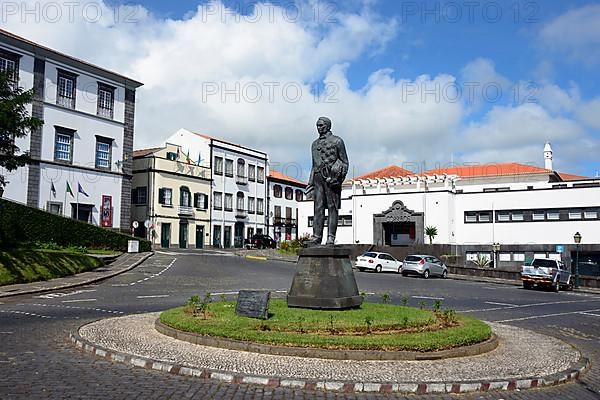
316 117 331 135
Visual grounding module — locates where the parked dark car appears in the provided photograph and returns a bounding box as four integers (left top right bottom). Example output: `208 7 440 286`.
244 234 277 249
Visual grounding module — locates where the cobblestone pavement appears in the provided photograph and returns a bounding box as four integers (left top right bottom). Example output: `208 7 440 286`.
1 251 600 399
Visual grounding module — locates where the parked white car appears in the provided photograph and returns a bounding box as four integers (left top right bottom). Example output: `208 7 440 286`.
355 252 403 273
522 258 572 292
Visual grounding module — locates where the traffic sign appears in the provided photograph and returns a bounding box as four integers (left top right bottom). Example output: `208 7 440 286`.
132 221 139 229
556 245 565 253
144 219 152 228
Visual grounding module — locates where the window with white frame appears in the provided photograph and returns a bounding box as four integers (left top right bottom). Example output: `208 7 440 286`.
499 253 512 262
584 210 598 219
225 159 234 177
213 191 222 210
285 187 293 200
547 210 560 220
513 253 525 262
569 210 582 219
478 212 491 222
257 166 265 183
237 159 245 177
511 211 524 221
248 197 255 213
497 212 510 222
57 70 77 109
180 186 191 207
214 156 223 175
248 165 256 181
273 185 282 198
54 128 74 163
465 212 477 222
0 52 19 84
257 198 264 214
534 253 547 259
236 192 244 210
158 188 172 206
224 193 233 210
97 83 115 119
532 210 545 221
95 137 112 169
194 193 208 209
46 201 62 215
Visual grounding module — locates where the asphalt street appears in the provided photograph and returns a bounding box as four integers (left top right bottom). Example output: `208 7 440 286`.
1 249 599 399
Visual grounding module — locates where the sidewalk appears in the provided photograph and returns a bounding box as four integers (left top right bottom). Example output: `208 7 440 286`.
232 248 298 263
0 252 153 298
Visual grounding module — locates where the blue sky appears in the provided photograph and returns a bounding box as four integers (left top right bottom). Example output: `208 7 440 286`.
4 0 600 178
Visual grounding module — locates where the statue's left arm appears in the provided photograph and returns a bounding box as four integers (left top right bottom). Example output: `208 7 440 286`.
337 137 349 183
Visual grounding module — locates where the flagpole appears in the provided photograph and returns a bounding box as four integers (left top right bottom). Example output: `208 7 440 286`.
48 180 52 211
64 182 68 217
76 185 79 221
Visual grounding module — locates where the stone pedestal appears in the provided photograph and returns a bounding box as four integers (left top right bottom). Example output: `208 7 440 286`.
287 247 363 309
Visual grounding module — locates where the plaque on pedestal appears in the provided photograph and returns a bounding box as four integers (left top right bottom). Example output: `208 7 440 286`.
287 247 363 309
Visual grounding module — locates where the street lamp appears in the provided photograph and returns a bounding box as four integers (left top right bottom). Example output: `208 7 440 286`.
574 232 582 289
492 242 501 268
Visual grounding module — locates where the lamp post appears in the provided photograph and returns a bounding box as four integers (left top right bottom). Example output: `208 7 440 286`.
492 242 500 268
574 232 581 289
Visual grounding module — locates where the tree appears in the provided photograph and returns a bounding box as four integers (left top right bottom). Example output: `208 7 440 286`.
0 70 43 191
425 225 438 245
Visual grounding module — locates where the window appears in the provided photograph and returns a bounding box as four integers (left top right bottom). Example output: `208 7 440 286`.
0 49 19 84
56 70 77 109
465 212 477 223
569 210 582 220
166 152 177 161
513 253 525 262
257 198 264 214
131 187 147 205
285 187 293 200
46 201 62 215
225 159 234 177
547 210 560 220
95 137 112 169
236 192 244 210
248 165 256 181
237 159 245 177
274 206 282 223
295 189 303 202
214 156 223 175
532 210 545 221
97 83 115 119
339 215 352 226
497 212 510 222
248 197 255 213
180 186 191 206
257 166 265 183
194 193 208 209
308 217 314 227
158 188 172 206
511 212 524 221
54 128 74 163
273 184 282 198
213 192 222 210
584 210 598 219
499 253 512 262
478 212 491 222
224 193 233 211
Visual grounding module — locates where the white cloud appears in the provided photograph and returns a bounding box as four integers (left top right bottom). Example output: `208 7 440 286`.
577 98 600 130
539 4 600 64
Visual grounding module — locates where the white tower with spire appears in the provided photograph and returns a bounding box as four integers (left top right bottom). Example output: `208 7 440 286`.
544 142 553 170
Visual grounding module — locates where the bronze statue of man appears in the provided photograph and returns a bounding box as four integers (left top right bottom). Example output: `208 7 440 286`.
304 117 349 247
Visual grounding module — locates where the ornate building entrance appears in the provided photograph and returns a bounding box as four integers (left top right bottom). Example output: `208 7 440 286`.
373 200 424 246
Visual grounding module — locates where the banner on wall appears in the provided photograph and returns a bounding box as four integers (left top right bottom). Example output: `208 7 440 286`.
101 195 113 227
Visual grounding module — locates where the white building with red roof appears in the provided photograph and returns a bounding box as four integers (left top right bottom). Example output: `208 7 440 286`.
298 144 600 252
267 171 307 242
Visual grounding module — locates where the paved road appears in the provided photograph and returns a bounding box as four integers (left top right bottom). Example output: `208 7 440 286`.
1 249 600 399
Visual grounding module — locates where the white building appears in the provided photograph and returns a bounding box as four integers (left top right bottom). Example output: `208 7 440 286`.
267 171 306 242
299 145 600 247
0 29 142 231
164 129 268 248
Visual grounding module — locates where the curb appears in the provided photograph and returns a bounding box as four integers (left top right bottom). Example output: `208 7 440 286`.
155 318 499 361
0 252 153 298
245 255 268 261
69 328 590 394
449 274 600 295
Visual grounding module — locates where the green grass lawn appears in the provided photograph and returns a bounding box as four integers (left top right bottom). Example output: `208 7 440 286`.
0 249 103 286
160 300 491 351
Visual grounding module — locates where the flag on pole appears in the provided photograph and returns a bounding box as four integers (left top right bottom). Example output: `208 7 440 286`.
78 183 89 197
197 152 202 166
186 150 191 165
176 147 181 159
66 182 74 197
50 181 56 198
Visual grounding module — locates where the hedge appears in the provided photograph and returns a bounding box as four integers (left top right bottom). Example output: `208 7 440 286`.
0 198 151 252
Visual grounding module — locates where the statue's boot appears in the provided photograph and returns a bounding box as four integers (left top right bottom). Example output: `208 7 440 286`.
303 236 322 248
325 235 335 246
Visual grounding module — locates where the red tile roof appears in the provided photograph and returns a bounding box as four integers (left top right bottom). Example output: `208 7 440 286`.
133 147 162 158
423 163 550 178
268 171 306 186
557 172 589 181
354 165 413 180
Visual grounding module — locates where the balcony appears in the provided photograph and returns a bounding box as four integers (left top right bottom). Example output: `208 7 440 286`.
236 175 248 185
178 205 194 216
273 217 297 226
235 208 248 218
273 216 283 226
285 218 297 226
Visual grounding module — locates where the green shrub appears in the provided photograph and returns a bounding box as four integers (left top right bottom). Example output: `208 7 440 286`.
0 198 150 252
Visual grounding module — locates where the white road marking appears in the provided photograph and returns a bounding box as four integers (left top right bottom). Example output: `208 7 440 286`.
495 308 600 323
412 296 445 300
0 331 14 334
0 310 53 319
22 303 124 314
129 258 177 286
485 301 519 307
61 299 97 303
136 295 170 299
460 298 600 313
579 312 600 317
111 284 130 287
35 289 97 299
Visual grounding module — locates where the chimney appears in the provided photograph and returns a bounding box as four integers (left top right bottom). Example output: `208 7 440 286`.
544 142 553 170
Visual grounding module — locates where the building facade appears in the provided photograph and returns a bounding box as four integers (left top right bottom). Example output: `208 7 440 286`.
0 29 142 231
164 129 269 248
131 144 211 248
267 171 306 243
298 146 600 250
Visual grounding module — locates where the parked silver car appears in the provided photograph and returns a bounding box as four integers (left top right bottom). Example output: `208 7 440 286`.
521 258 572 292
401 255 448 279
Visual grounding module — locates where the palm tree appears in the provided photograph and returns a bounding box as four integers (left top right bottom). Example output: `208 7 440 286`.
425 226 438 245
